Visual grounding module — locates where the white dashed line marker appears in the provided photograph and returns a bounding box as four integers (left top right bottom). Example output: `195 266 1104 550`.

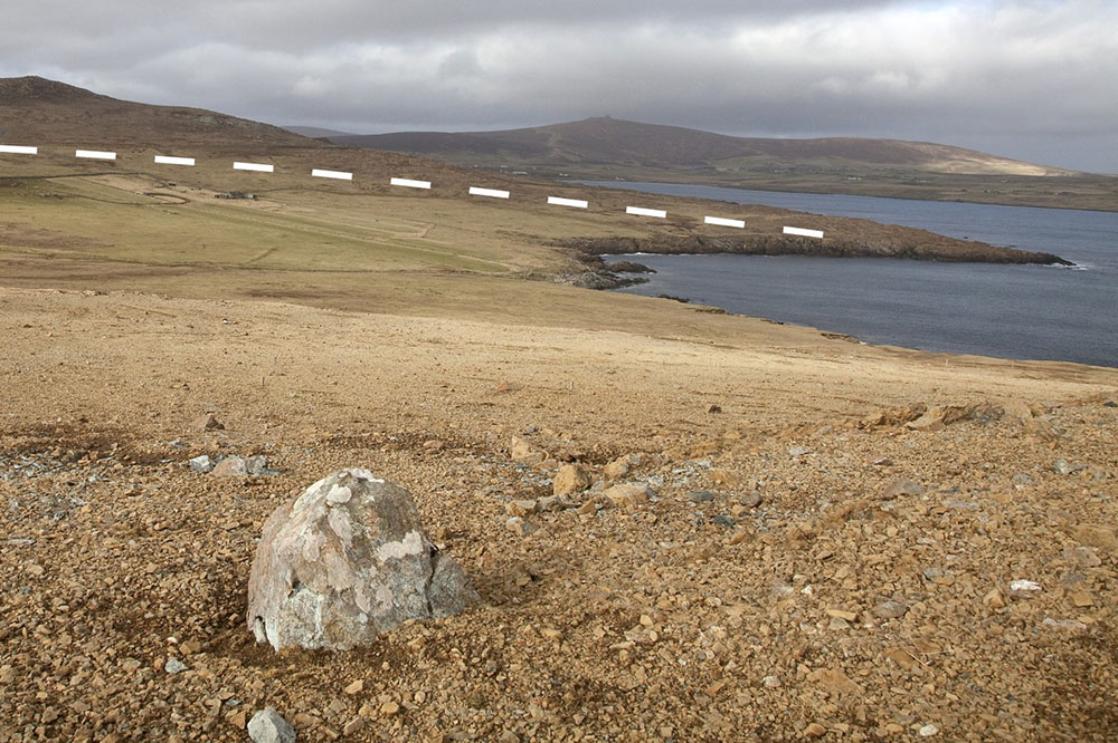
233 161 274 173
469 186 510 199
0 145 38 155
626 206 667 219
312 169 353 181
75 149 117 161
548 196 588 209
705 216 745 229
784 226 825 239
391 177 432 190
154 155 195 166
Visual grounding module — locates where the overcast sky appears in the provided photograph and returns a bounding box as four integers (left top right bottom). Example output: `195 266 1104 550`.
3 0 1116 171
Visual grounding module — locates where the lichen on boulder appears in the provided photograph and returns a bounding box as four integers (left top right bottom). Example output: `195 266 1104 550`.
247 468 477 651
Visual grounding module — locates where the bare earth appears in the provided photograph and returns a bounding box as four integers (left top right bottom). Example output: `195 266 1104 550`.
1 283 1116 742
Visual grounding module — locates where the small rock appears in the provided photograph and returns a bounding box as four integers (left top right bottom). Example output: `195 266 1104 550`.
762 675 781 688
1069 591 1094 608
188 455 213 474
740 491 763 509
578 498 602 515
688 490 716 503
195 413 225 431
873 599 909 619
923 566 946 581
1065 545 1102 568
536 495 573 512
788 446 811 458
918 723 939 737
379 701 400 717
983 588 1005 609
505 499 538 517
1011 472 1033 487
882 478 924 500
212 456 248 477
1009 579 1042 594
506 517 536 537
602 482 654 511
552 463 592 497
712 514 736 528
164 658 187 674
804 722 827 738
245 455 277 476
906 405 959 431
1042 617 1088 632
248 707 295 743
603 456 633 481
825 608 858 622
510 437 543 464
344 679 363 695
707 404 722 414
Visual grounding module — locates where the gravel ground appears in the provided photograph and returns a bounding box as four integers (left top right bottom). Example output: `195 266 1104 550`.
1 289 1115 742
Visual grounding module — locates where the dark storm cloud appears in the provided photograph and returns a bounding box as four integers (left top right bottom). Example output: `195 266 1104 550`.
2 0 1116 170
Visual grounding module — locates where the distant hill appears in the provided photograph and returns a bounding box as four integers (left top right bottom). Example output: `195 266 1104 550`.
283 125 357 139
0 76 317 150
331 116 1077 177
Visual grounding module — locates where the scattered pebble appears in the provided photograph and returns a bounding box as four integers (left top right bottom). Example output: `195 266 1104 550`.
248 707 295 743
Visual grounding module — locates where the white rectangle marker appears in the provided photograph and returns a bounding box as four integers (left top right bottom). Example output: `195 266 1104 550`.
705 215 745 229
547 196 588 209
626 206 667 219
784 226 825 239
154 155 195 166
0 145 38 155
469 186 510 199
233 161 274 173
312 168 353 181
75 149 116 161
390 177 432 190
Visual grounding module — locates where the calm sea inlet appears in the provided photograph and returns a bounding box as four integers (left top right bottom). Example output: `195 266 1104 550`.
586 181 1118 367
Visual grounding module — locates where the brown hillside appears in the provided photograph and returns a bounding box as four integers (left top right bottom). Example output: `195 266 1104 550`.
333 116 1077 177
0 75 316 150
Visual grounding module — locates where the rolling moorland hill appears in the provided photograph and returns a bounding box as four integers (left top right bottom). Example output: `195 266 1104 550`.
329 116 1077 177
0 76 318 150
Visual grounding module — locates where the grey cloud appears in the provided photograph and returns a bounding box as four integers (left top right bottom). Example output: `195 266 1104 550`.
1 0 1116 171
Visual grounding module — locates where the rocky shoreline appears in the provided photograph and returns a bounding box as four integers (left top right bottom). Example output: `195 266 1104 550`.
561 234 1074 267
556 231 1073 291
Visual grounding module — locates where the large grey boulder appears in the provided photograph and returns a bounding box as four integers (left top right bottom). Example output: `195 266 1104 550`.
247 468 477 651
